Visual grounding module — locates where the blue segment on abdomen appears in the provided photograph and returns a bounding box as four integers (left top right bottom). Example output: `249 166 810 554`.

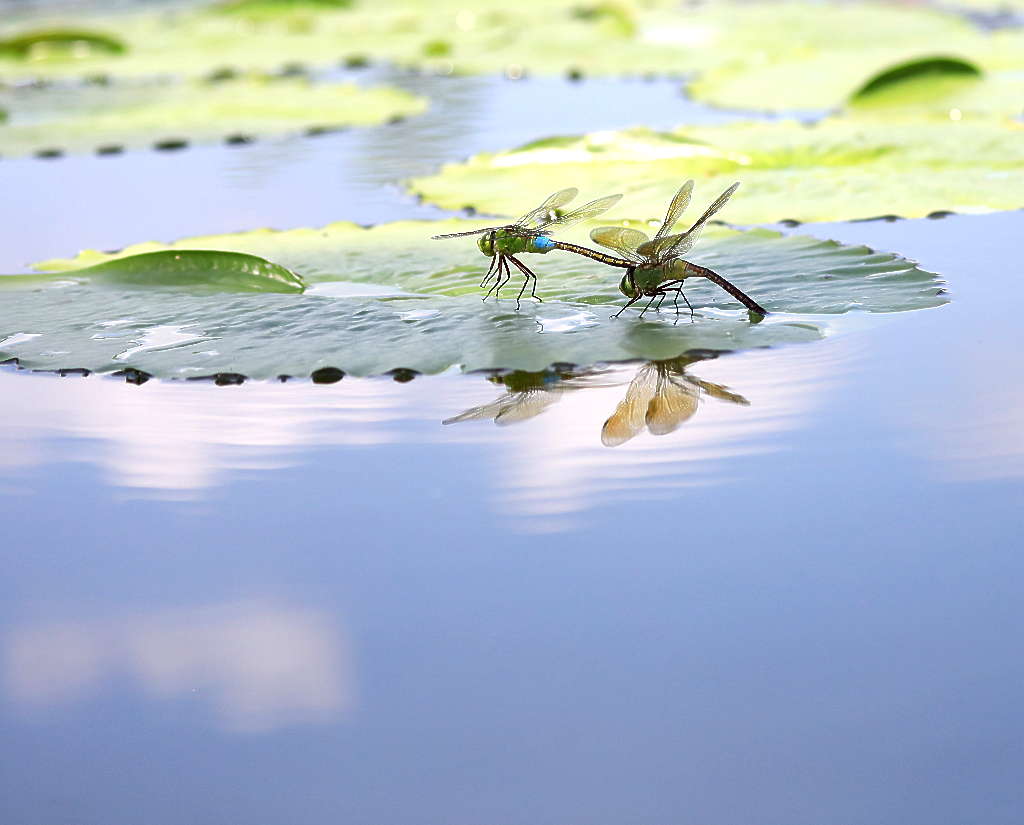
532 235 555 253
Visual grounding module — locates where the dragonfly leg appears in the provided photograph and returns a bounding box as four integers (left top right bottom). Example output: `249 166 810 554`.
612 293 644 318
638 294 659 318
681 290 694 322
484 255 508 301
496 256 513 300
480 254 498 289
506 255 537 311
654 293 666 313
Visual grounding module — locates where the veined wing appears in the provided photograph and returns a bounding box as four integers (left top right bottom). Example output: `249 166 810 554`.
589 225 649 263
645 370 699 436
637 181 740 261
532 194 622 232
515 187 579 230
431 226 501 240
652 179 694 242
601 363 660 447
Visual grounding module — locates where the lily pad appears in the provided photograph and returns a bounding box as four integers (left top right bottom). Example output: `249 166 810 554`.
3 250 306 293
0 28 126 61
851 56 982 100
214 0 354 15
0 77 425 157
409 119 1024 224
846 57 1024 120
0 219 945 379
0 1 983 83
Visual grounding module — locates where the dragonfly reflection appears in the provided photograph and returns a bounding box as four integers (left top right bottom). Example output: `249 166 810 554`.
600 354 748 447
442 366 603 426
442 354 748 444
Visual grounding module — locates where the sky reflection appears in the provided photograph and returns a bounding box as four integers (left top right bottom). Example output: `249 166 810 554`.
0 335 854 526
4 601 352 732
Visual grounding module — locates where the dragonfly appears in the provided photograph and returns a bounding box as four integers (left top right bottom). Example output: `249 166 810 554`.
579 180 768 319
431 188 623 309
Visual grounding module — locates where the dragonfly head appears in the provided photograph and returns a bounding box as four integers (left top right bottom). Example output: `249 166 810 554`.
477 231 496 257
619 270 638 299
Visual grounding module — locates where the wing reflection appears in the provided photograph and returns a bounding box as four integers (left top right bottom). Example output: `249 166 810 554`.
442 354 747 446
602 354 749 447
4 601 352 732
442 367 606 427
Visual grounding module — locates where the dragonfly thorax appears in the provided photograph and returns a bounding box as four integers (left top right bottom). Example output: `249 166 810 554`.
634 260 689 293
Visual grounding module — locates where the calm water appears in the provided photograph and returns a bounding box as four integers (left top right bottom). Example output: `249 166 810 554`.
1 70 1023 825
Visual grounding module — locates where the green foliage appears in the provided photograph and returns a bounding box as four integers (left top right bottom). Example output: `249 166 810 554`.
0 219 945 379
852 56 982 100
0 29 125 61
411 119 1024 223
215 0 353 14
6 250 306 293
0 78 426 157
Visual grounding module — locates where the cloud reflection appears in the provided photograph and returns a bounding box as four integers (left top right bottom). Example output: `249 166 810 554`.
4 601 352 732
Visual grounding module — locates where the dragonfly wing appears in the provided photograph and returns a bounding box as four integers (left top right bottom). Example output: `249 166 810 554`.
442 395 512 424
638 181 740 261
652 179 694 241
589 225 649 263
533 193 622 232
645 370 699 435
516 187 579 229
601 363 660 447
431 227 499 239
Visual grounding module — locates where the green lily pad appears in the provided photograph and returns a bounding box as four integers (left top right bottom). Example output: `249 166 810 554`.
3 250 306 293
214 0 354 15
851 56 981 100
846 57 1024 120
0 28 126 61
0 219 945 379
0 77 425 157
0 1 983 83
409 119 1024 224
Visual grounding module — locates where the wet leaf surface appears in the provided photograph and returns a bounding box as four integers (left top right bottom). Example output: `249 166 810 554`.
0 219 946 378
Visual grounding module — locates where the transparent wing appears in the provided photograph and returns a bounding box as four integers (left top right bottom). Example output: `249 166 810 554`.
636 181 740 261
601 363 660 447
645 369 699 436
589 225 649 263
532 194 622 232
493 390 562 425
515 187 579 229
652 179 694 241
431 226 499 240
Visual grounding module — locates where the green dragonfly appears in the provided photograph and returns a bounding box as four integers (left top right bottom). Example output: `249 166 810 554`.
431 187 622 308
581 180 768 319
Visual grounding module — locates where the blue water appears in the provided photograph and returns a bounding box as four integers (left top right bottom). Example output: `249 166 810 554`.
1 67 1023 825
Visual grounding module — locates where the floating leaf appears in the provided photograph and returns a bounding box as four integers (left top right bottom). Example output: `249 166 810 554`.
410 120 1024 224
852 56 981 100
846 57 1024 120
0 1 984 83
4 250 306 293
0 219 945 379
0 29 126 61
0 77 425 157
214 0 354 16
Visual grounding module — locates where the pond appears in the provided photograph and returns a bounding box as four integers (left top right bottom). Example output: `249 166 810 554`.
2 64 1023 825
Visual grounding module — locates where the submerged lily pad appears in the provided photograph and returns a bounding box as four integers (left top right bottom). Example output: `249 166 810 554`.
0 219 944 379
0 77 425 157
410 119 1024 224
